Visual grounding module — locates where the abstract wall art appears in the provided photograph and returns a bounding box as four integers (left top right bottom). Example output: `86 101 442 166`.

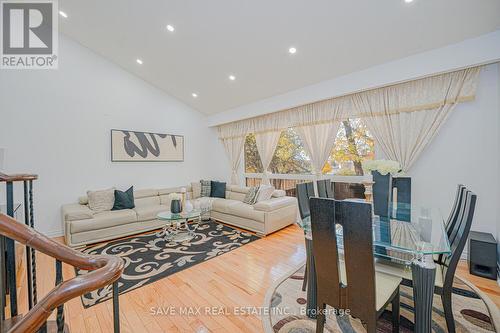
111 129 184 162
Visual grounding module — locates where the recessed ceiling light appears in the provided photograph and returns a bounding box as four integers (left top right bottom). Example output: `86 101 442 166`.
166 24 175 32
59 11 68 18
192 93 198 98
136 59 143 65
288 47 297 54
228 75 236 81
404 0 414 3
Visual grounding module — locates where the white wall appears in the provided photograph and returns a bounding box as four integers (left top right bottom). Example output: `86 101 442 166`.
0 35 229 236
409 64 499 239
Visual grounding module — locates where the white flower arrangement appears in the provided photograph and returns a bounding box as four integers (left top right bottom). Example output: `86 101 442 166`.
168 192 182 201
362 159 401 176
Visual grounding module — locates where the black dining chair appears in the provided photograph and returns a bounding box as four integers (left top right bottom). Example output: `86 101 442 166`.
378 188 477 333
296 182 315 291
446 185 467 241
316 179 334 199
436 184 467 265
372 171 392 218
310 198 401 333
439 190 476 333
297 182 315 219
448 185 466 226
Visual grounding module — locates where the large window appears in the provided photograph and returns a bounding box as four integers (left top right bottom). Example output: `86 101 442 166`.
325 118 374 176
244 119 374 176
245 128 312 174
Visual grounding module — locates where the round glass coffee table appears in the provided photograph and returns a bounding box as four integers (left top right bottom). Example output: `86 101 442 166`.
157 210 201 243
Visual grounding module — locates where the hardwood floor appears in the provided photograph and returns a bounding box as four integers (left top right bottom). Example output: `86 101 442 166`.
12 224 500 332
456 260 500 308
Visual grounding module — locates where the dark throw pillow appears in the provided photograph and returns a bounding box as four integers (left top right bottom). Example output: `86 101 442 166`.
112 186 135 210
200 180 212 197
210 181 226 198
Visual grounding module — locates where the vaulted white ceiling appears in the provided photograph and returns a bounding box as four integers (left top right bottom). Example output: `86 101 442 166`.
59 0 500 115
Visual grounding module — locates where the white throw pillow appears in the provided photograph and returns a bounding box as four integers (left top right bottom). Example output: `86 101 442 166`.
87 188 115 213
191 182 202 199
256 185 274 203
243 186 260 205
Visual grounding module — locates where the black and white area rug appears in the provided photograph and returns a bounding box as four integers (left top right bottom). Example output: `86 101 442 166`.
76 220 259 308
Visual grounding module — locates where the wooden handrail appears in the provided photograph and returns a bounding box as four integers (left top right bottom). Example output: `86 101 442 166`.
0 213 124 333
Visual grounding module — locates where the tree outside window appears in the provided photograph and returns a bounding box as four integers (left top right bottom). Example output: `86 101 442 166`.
244 128 312 174
244 119 374 177
325 118 374 176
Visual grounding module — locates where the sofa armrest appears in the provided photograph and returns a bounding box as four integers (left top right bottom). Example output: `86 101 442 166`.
62 203 94 222
253 196 297 212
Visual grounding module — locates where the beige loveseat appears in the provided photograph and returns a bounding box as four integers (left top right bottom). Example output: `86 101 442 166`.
62 185 297 247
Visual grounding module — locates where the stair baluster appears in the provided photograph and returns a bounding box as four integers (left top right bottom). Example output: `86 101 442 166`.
55 260 64 333
29 180 38 306
5 180 18 317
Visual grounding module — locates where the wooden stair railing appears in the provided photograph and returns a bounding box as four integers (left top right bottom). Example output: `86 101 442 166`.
0 213 124 333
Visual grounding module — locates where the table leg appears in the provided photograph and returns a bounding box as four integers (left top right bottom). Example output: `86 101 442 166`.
305 238 317 319
185 219 196 236
411 259 436 333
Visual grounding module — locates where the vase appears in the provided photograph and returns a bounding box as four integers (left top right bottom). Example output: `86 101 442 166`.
185 199 194 213
170 199 182 214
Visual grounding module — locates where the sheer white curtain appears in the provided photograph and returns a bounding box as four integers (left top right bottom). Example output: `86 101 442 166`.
353 66 480 172
356 104 455 172
296 122 340 192
255 131 281 185
220 137 245 185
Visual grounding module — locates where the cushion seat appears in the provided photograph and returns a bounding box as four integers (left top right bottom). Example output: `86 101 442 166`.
62 203 94 221
211 199 242 214
134 205 169 222
71 209 137 233
339 260 402 310
225 202 265 223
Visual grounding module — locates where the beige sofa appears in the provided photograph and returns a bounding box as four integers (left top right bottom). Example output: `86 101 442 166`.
62 185 297 247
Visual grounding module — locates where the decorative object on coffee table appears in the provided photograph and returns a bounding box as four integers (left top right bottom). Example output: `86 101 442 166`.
169 193 182 214
157 210 201 243
184 192 194 213
199 197 212 221
180 187 187 210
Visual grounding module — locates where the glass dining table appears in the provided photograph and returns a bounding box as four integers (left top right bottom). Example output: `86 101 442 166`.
298 201 451 333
